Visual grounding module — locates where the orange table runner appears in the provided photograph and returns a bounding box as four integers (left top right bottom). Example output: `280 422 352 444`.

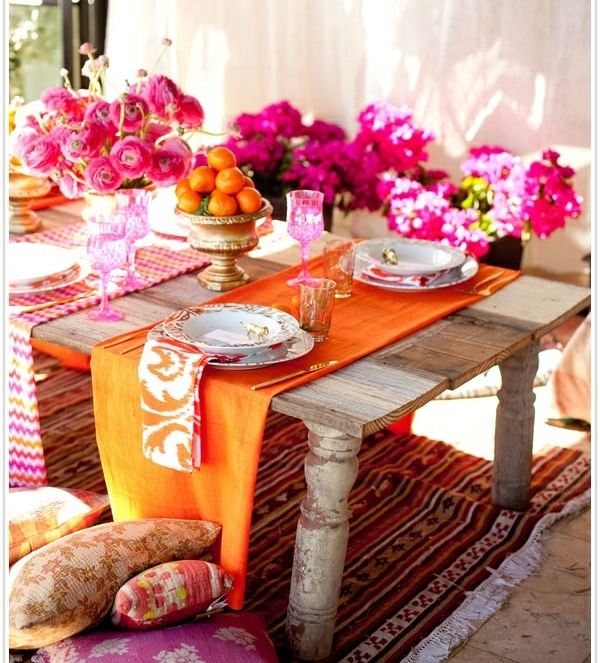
91 259 519 608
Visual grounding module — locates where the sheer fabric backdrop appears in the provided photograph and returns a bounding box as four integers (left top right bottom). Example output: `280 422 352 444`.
105 0 591 275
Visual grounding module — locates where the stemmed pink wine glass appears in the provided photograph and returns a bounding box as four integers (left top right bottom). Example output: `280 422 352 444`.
286 189 325 287
115 188 152 288
86 215 127 322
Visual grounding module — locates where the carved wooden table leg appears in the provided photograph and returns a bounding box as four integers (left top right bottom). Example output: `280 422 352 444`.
492 343 539 510
286 420 362 661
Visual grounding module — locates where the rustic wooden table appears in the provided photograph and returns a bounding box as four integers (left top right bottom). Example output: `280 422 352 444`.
21 203 591 661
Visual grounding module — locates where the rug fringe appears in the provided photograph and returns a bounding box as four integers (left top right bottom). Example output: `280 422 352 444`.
401 488 590 663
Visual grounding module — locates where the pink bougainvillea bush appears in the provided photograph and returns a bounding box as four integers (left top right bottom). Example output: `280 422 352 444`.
218 99 583 257
221 100 348 204
12 39 204 197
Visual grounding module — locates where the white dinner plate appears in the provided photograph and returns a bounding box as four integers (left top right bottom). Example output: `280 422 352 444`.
9 259 91 295
162 303 300 357
150 325 314 371
355 238 466 276
354 255 479 292
8 243 82 288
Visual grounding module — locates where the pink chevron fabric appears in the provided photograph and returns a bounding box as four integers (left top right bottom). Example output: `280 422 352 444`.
9 222 209 487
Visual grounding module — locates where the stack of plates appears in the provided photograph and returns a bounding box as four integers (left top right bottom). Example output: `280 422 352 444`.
8 244 88 295
354 238 477 292
161 303 314 370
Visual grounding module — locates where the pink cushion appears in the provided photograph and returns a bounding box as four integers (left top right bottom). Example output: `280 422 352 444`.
31 613 279 662
111 560 233 629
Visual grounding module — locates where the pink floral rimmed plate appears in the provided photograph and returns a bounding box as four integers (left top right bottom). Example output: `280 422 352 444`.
354 255 478 292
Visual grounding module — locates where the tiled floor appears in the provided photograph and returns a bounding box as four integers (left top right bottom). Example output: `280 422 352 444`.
411 371 591 663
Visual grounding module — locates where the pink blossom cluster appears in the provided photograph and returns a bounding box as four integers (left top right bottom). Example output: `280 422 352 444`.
460 145 583 240
380 144 582 257
282 139 349 205
223 101 347 199
12 44 204 196
223 101 303 186
384 177 490 258
339 102 436 212
524 149 583 238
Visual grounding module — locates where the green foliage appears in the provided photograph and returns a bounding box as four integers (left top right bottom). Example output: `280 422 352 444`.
196 195 211 216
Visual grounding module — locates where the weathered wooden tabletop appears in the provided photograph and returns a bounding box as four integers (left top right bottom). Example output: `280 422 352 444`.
27 201 591 438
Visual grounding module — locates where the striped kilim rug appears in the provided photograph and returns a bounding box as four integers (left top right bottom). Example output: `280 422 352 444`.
33 351 590 662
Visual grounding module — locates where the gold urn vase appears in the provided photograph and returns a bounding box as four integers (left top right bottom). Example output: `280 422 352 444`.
9 171 52 234
177 200 273 291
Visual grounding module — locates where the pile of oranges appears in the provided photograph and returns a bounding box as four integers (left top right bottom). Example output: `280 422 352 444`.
175 146 263 216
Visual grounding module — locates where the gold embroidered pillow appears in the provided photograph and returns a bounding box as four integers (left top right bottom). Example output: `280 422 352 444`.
111 560 233 629
9 518 221 650
8 487 110 566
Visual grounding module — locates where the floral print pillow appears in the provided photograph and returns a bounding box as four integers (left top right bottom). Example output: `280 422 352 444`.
111 560 233 629
9 519 221 651
30 612 279 662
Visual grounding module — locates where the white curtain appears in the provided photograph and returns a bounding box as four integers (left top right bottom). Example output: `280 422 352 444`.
105 0 591 275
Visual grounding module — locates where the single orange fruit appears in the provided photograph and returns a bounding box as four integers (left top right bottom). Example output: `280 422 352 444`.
236 187 262 214
175 178 192 198
207 146 236 171
177 190 202 214
208 190 238 216
189 166 216 193
215 166 245 195
243 175 255 188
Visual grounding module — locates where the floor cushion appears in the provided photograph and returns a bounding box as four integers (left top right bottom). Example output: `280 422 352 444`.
30 613 278 662
111 560 233 629
9 519 221 650
8 487 110 566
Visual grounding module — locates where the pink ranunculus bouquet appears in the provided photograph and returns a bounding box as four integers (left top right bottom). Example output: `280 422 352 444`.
11 40 204 197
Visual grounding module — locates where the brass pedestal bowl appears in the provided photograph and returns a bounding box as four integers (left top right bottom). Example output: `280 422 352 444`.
9 171 52 234
177 200 273 292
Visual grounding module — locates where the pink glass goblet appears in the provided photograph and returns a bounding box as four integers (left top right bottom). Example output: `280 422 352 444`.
285 190 325 287
115 188 152 288
86 215 127 322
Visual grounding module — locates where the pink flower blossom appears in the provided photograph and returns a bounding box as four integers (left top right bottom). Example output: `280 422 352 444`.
110 136 151 179
40 86 78 113
79 42 97 55
109 94 148 133
147 137 192 186
13 129 41 161
175 95 204 129
57 171 87 199
84 156 122 193
138 74 183 119
20 135 61 175
84 100 114 129
144 122 172 147
59 124 104 161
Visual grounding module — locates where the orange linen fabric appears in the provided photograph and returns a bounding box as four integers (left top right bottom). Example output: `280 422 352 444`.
29 190 73 210
31 338 91 372
91 259 518 608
